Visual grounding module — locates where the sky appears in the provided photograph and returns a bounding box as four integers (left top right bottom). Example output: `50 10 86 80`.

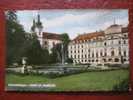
16 9 128 39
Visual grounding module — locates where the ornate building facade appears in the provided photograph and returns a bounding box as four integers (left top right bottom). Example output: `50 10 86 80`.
68 24 129 65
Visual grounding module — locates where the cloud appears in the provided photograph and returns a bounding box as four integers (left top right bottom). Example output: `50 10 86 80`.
16 10 128 39
62 27 96 39
99 17 129 30
42 10 110 30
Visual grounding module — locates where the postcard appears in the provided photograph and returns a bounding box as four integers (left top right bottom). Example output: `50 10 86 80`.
5 9 130 92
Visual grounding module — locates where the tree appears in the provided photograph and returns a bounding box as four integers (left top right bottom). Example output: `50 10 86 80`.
6 11 17 22
6 11 27 65
48 33 71 64
61 33 70 62
49 43 62 64
24 35 50 65
31 19 36 33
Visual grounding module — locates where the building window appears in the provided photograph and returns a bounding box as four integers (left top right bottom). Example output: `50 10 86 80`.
119 51 121 55
82 55 83 58
78 55 80 59
119 40 121 44
104 42 107 46
115 58 119 62
84 55 86 58
96 52 98 57
124 40 126 44
124 51 126 56
88 54 90 58
92 53 94 57
124 34 127 38
100 52 102 56
108 58 112 61
104 52 107 56
124 59 127 61
111 50 114 56
103 59 106 62
44 41 48 45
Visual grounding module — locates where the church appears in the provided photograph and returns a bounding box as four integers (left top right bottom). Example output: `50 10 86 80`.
68 23 129 65
38 32 62 54
31 14 62 54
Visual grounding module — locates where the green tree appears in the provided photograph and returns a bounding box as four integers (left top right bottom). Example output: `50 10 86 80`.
49 44 62 64
24 35 49 65
6 11 49 65
31 19 36 33
49 33 70 64
61 33 70 62
6 11 27 65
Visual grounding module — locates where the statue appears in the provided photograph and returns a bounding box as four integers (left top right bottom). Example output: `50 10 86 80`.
21 57 27 74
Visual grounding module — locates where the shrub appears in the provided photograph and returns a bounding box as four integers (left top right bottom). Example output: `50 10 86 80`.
113 78 129 91
66 58 73 63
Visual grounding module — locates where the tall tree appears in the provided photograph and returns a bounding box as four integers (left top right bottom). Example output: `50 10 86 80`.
6 11 27 64
6 11 17 22
31 19 36 33
61 33 70 62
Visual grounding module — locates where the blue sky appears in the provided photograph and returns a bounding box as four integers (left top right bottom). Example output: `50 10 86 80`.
16 9 128 39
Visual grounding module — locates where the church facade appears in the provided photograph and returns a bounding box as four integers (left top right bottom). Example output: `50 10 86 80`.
37 32 62 54
68 24 129 65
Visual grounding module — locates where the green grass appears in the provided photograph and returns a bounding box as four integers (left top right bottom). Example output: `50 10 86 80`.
6 69 129 91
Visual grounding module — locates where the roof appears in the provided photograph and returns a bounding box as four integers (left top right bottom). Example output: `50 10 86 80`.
42 32 62 40
108 24 121 28
73 31 104 42
122 27 128 33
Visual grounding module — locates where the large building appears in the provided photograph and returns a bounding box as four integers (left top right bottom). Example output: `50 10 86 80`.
37 32 62 53
68 24 129 65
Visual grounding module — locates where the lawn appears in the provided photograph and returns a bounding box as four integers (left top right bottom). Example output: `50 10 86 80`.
6 69 129 91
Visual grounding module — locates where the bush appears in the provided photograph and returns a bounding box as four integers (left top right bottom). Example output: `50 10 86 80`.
66 58 73 63
113 78 129 91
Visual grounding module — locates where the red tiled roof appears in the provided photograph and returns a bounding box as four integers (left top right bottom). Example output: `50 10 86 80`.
73 31 104 42
42 32 62 40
